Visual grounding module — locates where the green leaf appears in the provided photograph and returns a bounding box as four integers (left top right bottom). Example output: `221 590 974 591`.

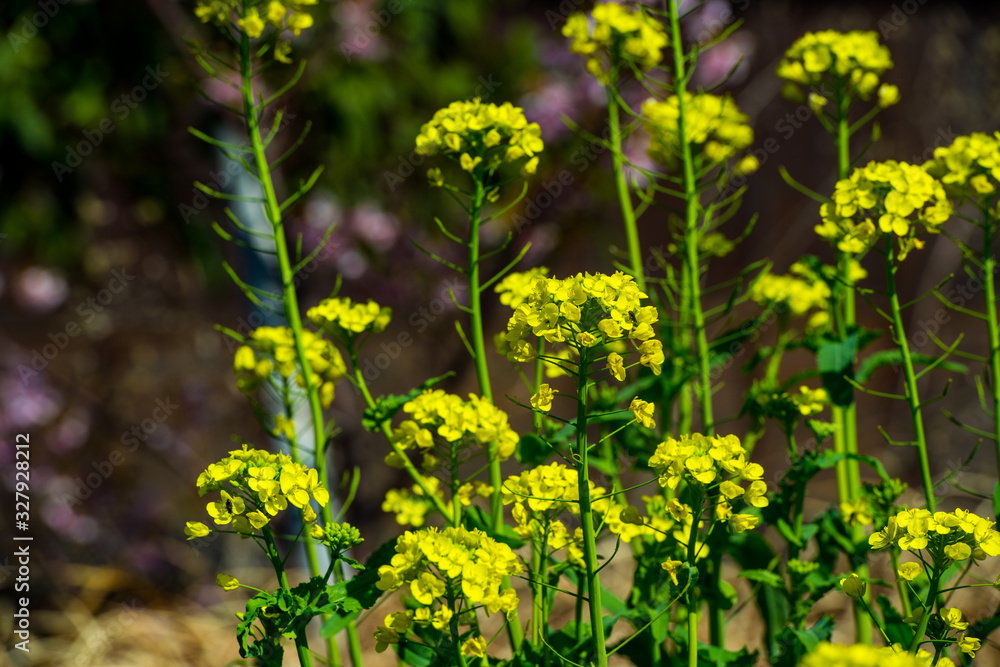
697 642 758 666
818 332 857 406
396 639 438 667
771 616 834 667
739 569 785 589
516 433 549 466
877 594 914 647
321 537 398 639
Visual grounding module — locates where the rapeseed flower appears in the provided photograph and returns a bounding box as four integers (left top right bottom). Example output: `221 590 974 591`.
188 445 330 538
415 99 543 180
817 160 952 260
777 31 895 104
563 2 668 84
643 93 756 172
924 131 1000 204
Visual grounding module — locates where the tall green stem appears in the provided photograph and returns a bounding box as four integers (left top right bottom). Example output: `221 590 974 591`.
668 0 713 437
668 1 719 647
464 177 524 651
607 75 646 293
885 240 936 511
830 79 871 646
238 33 347 666
982 209 1000 484
466 177 506 533
263 528 315 667
575 349 609 667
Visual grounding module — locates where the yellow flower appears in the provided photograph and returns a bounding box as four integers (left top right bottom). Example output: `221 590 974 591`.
563 2 668 84
896 561 922 581
184 521 211 539
944 542 972 562
461 636 488 658
606 352 626 381
237 8 266 38
661 559 684 586
840 573 867 600
415 99 543 179
629 397 656 429
644 93 754 170
957 634 980 657
216 573 240 591
527 383 555 415
207 490 245 525
940 607 968 631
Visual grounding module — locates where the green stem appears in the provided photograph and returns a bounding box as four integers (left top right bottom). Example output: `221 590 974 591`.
263 528 315 667
668 0 713 438
834 80 870 646
466 177 506 535
466 176 525 653
239 32 343 666
686 506 701 667
885 238 936 511
908 567 941 654
982 208 1000 485
575 349 609 667
607 73 646 293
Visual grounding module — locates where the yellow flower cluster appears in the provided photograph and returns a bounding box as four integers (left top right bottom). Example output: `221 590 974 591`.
390 389 519 463
643 93 757 173
562 2 668 84
307 296 392 338
869 507 1000 560
648 433 767 533
777 31 897 105
184 445 330 539
195 0 315 43
503 271 664 375
789 385 829 416
750 263 830 328
924 132 1000 203
373 526 522 652
415 99 544 178
233 326 346 408
495 267 550 310
382 482 439 527
797 642 954 667
817 161 952 260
